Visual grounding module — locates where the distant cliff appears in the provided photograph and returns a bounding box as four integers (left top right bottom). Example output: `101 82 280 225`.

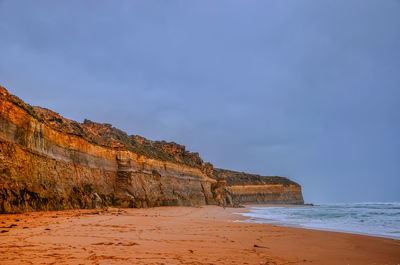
214 169 304 205
0 85 303 213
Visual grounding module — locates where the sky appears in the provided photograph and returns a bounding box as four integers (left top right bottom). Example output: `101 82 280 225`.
0 1 399 203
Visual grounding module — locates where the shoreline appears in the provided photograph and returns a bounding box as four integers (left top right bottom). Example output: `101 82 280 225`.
235 204 400 241
0 206 399 264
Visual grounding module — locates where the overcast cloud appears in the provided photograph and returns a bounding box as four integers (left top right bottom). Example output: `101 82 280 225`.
1 0 399 203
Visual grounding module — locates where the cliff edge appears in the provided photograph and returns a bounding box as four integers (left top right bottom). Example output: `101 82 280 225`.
214 169 304 205
0 86 304 213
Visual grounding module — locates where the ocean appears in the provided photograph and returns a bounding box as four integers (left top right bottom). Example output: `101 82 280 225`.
237 202 400 240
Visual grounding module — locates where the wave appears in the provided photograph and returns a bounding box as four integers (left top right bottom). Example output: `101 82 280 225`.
236 202 400 239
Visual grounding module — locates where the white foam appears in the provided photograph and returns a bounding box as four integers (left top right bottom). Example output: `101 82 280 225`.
236 202 400 239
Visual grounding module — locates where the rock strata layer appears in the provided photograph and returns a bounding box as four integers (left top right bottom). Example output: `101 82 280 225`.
0 86 303 213
214 169 304 205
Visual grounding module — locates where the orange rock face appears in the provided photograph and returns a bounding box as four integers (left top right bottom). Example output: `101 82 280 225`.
214 169 304 205
0 86 303 213
0 86 217 213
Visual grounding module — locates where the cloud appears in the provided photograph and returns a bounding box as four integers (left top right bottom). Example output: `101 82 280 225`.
1 0 399 202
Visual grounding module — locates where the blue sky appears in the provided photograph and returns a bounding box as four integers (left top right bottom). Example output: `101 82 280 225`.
1 0 399 203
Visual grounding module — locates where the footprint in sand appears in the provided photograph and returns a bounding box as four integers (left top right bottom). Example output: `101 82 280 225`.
92 241 138 246
92 242 114 246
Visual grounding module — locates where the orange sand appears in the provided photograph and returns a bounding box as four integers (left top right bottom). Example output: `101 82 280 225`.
0 206 399 264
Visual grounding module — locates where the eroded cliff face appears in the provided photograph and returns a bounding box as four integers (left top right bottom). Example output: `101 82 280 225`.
0 86 304 213
214 169 304 205
0 86 217 213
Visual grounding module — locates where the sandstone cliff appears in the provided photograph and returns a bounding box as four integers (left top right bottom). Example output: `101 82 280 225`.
0 86 303 213
214 169 304 205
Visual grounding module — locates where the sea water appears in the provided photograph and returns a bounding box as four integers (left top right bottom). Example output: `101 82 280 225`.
237 202 400 239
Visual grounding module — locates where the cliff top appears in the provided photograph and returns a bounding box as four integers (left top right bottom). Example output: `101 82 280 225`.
0 85 302 186
0 85 211 173
214 168 301 187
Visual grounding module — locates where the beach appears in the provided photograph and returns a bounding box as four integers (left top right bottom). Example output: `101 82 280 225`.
0 206 399 265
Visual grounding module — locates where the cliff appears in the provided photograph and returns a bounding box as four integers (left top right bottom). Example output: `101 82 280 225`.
214 169 304 205
0 86 303 213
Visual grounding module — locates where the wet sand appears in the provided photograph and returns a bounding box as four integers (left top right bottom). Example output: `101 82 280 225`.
0 206 399 265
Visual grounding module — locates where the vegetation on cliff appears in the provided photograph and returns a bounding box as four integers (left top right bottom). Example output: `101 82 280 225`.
0 85 211 174
0 85 304 212
214 168 301 187
0 86 43 122
35 105 209 171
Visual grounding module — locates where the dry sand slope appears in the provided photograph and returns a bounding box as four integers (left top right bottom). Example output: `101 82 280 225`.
0 206 399 265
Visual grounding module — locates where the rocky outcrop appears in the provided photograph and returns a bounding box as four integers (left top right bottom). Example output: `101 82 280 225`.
214 169 304 205
0 86 304 213
0 86 218 213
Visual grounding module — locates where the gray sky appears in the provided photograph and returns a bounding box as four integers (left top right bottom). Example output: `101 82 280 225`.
1 0 399 203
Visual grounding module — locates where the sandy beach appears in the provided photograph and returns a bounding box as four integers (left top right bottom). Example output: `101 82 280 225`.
0 206 399 265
